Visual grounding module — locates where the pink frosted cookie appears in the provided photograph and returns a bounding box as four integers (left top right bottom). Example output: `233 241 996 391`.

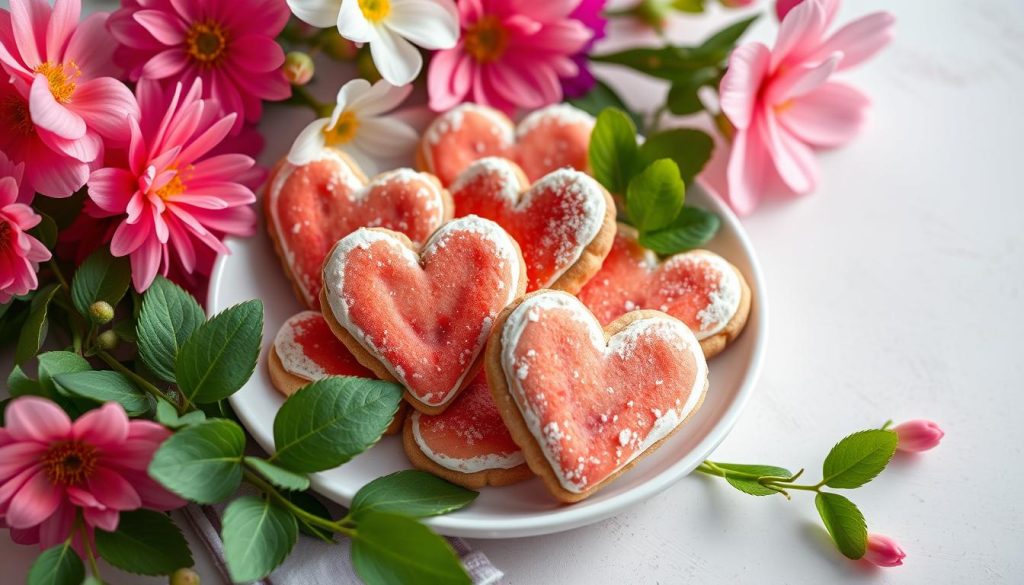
265 149 452 309
577 225 751 358
485 291 709 503
417 104 595 186
320 216 526 414
268 311 405 434
403 372 531 489
449 158 615 293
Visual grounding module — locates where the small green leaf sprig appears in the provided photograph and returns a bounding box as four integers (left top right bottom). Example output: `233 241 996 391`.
696 428 900 561
586 107 720 255
8 252 478 585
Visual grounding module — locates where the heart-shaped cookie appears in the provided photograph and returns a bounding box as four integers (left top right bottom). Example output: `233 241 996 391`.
418 104 594 186
403 372 531 488
268 311 405 434
486 291 708 502
449 157 615 293
265 149 452 308
321 216 526 414
577 225 751 358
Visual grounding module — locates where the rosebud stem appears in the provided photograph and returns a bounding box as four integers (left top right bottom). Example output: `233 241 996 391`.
95 349 182 414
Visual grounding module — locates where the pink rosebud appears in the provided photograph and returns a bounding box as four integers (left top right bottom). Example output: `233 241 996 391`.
893 419 944 452
722 0 756 7
864 534 906 567
775 0 803 20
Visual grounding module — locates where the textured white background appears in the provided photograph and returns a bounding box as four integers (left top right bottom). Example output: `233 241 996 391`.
3 0 1023 583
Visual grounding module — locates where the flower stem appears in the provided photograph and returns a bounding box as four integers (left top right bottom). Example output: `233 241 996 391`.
94 350 180 412
243 469 355 537
77 513 102 578
290 85 328 116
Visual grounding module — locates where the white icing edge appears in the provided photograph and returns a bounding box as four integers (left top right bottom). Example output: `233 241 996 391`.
268 149 363 306
273 311 329 381
410 412 526 473
516 104 596 138
662 250 742 339
500 291 708 493
323 215 522 406
422 103 516 172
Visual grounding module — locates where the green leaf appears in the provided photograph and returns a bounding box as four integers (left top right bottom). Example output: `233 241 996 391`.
175 300 262 404
70 249 131 318
149 419 245 504
638 128 715 186
37 351 91 397
639 206 721 255
137 276 205 383
698 15 760 55
821 429 898 489
714 463 793 497
626 159 685 232
222 496 298 583
155 398 207 429
815 492 868 559
15 283 59 364
111 318 138 343
30 214 58 250
352 511 470 585
9 365 44 397
351 470 478 522
567 80 643 128
592 46 720 83
671 0 705 13
95 510 193 576
588 108 642 194
53 370 150 416
245 456 310 491
272 377 403 473
284 491 335 541
27 543 84 585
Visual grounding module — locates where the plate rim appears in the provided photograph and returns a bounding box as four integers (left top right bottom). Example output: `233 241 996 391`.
209 178 768 539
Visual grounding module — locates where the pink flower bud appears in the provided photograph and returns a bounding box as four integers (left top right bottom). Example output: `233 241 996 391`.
721 0 756 7
775 0 803 20
892 419 944 452
864 534 906 567
283 52 314 86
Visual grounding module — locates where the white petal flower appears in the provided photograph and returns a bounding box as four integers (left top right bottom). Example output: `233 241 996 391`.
286 0 459 85
287 79 418 176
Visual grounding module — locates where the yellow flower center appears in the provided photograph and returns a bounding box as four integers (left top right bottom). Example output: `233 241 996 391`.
155 172 188 200
186 21 228 65
44 440 98 487
465 16 508 64
774 99 795 114
323 110 360 146
35 62 80 103
3 96 34 136
358 0 391 23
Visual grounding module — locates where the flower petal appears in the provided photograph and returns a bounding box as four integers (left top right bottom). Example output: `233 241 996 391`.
5 397 72 443
5 470 62 529
369 27 422 86
45 0 81 61
815 11 896 71
133 9 186 46
771 0 827 70
288 0 343 28
83 507 120 532
386 0 459 50
720 42 771 130
65 13 118 79
86 467 142 511
778 82 870 148
336 0 374 42
9 0 50 69
29 75 86 140
68 77 141 144
765 52 840 105
725 117 770 216
0 442 46 483
230 34 285 73
88 168 137 213
140 48 188 80
763 109 818 195
346 80 411 118
287 118 330 165
72 402 129 446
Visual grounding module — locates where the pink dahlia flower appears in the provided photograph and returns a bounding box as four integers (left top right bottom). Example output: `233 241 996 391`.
0 153 50 302
563 0 608 98
718 0 894 214
0 398 184 551
108 0 291 132
428 0 593 115
0 0 139 197
86 79 258 291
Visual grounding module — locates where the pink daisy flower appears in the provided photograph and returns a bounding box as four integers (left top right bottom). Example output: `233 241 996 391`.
0 152 50 303
0 398 184 551
86 79 258 292
0 0 139 198
428 0 593 115
108 0 291 132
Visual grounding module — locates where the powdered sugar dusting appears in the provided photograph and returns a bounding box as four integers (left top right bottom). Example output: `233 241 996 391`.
516 104 595 138
663 250 742 337
411 412 525 473
425 103 515 147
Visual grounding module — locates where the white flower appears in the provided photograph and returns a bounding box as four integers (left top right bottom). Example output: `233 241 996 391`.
286 0 459 85
287 79 419 175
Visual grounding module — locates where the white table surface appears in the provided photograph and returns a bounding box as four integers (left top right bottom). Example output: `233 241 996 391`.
3 0 1023 583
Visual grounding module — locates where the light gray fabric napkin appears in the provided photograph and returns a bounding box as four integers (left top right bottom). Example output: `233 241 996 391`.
175 503 503 585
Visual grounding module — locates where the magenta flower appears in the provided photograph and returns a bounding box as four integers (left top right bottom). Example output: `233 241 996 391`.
108 0 290 132
0 398 184 551
892 419 944 453
86 79 258 291
563 0 608 98
0 153 50 303
718 0 894 214
863 533 906 567
0 0 139 197
775 0 802 21
428 0 593 115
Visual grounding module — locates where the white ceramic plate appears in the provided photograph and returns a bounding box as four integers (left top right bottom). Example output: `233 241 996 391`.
208 180 767 539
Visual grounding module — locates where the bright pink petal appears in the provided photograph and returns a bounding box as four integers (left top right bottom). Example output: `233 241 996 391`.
815 11 896 71
5 470 62 529
229 34 285 73
427 47 471 111
64 12 117 78
175 114 236 164
86 467 142 511
764 109 818 195
29 75 86 140
45 0 81 61
121 470 186 510
72 402 129 446
771 0 827 70
133 9 186 45
21 144 89 198
129 232 164 291
36 127 102 164
0 443 45 483
88 168 137 213
37 501 75 549
5 397 72 443
186 153 254 183
9 0 49 69
720 42 771 130
765 52 840 105
779 82 870 148
68 77 140 143
725 118 771 216
83 507 119 532
127 420 171 444
140 48 188 80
